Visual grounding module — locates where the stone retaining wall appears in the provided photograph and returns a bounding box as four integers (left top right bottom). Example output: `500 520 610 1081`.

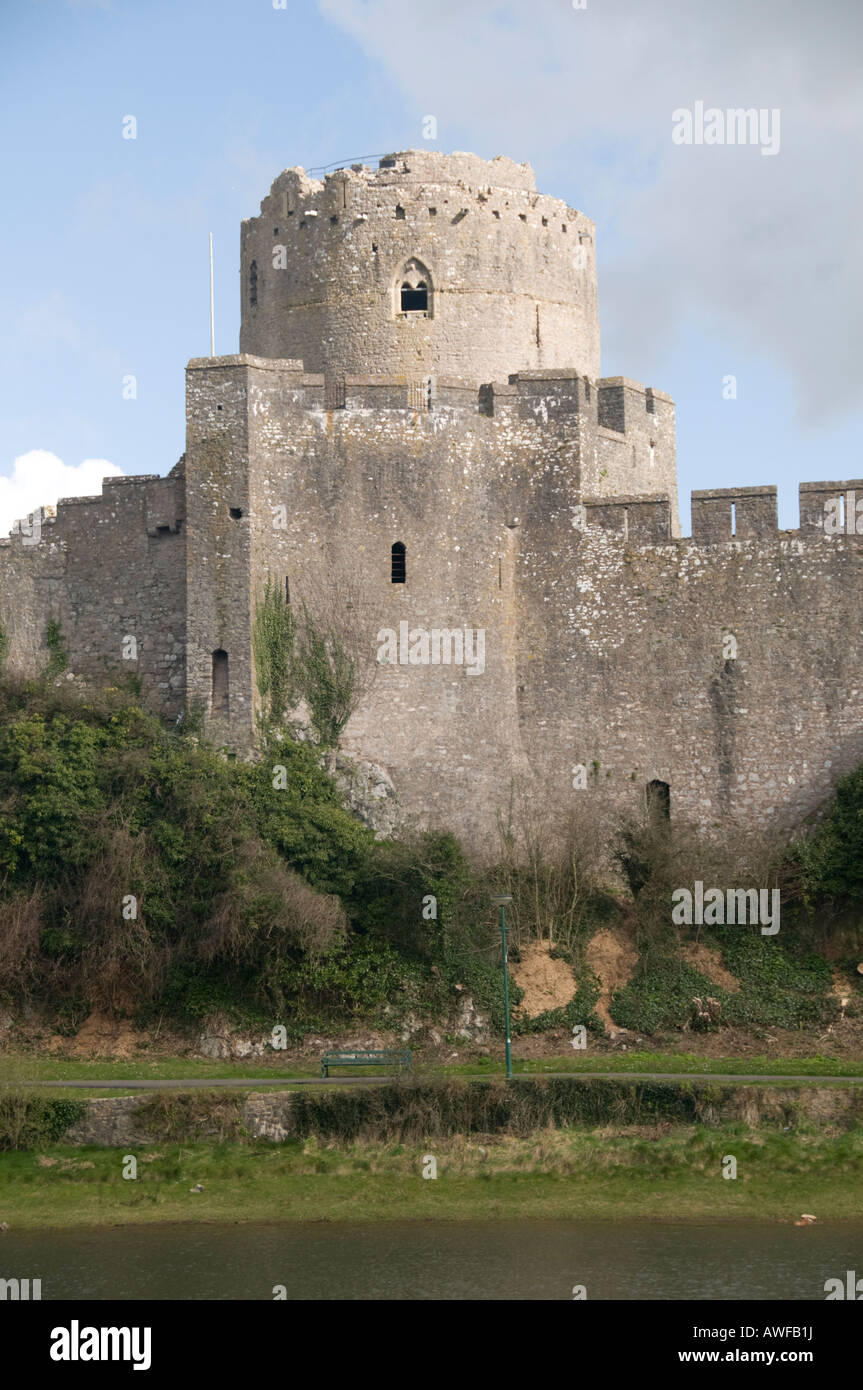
55 1082 863 1147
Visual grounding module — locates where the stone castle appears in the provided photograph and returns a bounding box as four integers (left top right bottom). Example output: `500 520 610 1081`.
2 150 861 852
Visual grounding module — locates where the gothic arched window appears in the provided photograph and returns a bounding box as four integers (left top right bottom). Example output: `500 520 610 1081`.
395 259 432 317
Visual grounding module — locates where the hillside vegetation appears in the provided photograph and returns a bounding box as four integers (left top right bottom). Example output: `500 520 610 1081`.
0 675 860 1044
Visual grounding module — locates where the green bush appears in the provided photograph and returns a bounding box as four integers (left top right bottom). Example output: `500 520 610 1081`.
278 938 427 1029
611 953 719 1033
716 930 833 1029
0 684 364 1020
240 736 372 899
794 764 863 904
0 1091 87 1150
1 673 853 1041
347 831 472 957
611 933 834 1034
288 1077 739 1143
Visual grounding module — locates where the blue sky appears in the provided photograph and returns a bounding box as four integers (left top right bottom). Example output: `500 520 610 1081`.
2 0 861 533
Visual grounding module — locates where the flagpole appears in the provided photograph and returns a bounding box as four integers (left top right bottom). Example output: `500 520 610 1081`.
209 233 215 357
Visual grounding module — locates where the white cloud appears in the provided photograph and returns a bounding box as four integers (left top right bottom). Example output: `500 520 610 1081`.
319 0 863 419
0 451 123 538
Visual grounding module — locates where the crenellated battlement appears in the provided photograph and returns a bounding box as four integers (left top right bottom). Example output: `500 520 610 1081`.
3 471 184 550
691 486 777 542
253 151 578 240
582 480 863 545
0 464 187 720
583 494 673 544
185 354 673 426
799 480 863 533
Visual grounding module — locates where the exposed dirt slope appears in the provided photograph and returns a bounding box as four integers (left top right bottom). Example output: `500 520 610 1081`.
585 926 638 1032
681 941 740 993
510 941 577 1016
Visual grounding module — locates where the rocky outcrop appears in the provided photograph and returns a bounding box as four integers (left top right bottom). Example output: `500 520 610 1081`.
196 1018 273 1060
331 754 401 839
287 717 402 839
453 989 490 1041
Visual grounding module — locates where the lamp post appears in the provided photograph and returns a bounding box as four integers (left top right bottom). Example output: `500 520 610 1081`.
491 894 514 1079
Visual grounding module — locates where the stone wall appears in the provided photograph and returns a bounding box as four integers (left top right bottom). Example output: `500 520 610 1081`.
0 468 187 719
594 378 679 536
6 358 860 859
63 1095 157 1148
181 352 863 855
53 1082 863 1146
183 359 258 743
61 1092 297 1146
188 357 598 844
518 484 863 837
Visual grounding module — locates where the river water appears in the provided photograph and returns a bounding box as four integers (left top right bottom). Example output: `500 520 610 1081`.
3 1221 862 1299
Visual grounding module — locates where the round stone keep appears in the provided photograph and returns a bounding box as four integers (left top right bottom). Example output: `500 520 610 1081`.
239 149 599 385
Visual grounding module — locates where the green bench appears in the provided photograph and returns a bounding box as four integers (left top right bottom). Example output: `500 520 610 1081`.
320 1049 413 1078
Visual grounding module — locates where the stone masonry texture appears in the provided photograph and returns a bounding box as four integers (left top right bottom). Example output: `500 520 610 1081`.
1 150 861 855
61 1092 297 1146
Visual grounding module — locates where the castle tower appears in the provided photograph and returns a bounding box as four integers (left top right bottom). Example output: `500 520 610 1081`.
183 149 679 816
239 150 600 385
5 150 863 857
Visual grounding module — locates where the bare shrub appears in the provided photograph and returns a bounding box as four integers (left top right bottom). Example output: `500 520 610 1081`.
615 811 796 948
492 782 612 951
135 1090 245 1143
198 839 347 967
0 888 45 998
73 821 166 1013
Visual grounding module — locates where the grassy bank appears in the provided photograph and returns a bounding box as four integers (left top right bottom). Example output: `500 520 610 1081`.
4 1051 863 1083
1 1127 861 1229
